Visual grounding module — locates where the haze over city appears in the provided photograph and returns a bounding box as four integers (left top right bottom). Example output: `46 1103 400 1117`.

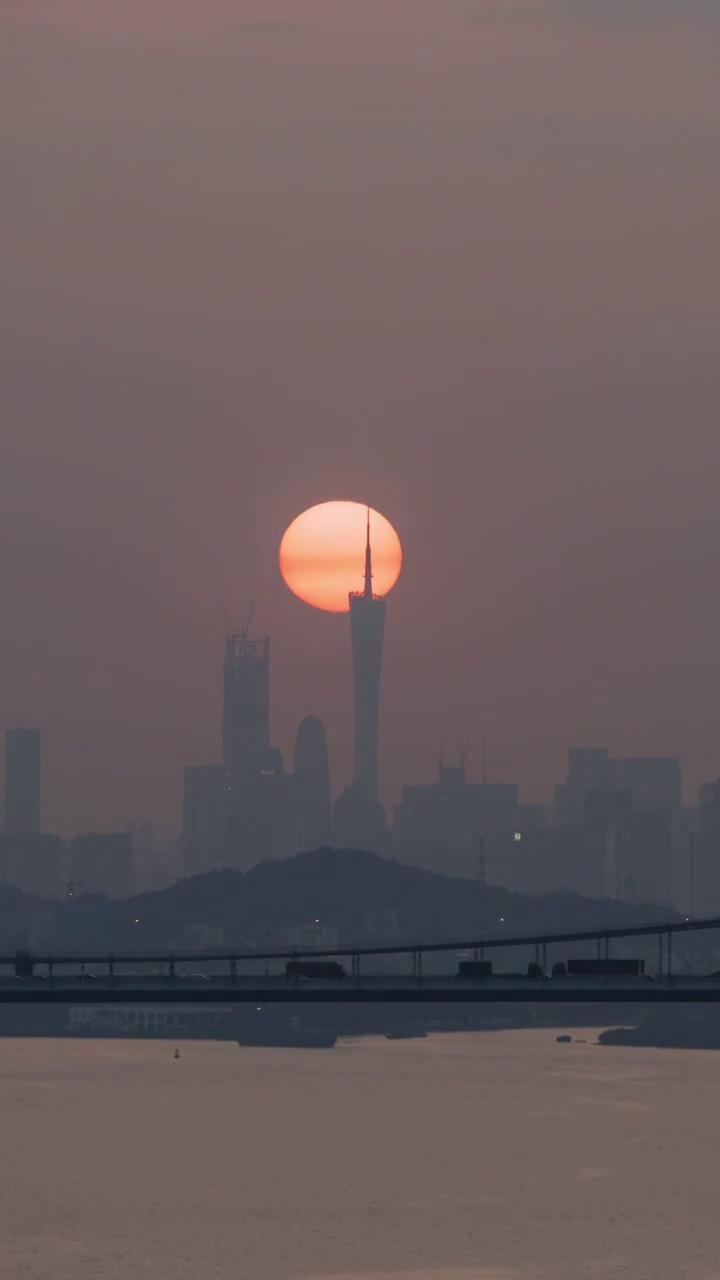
6 6 720 1280
3 1 720 839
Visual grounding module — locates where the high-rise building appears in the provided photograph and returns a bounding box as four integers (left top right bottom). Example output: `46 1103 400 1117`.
293 716 332 851
555 748 681 827
4 728 41 836
334 512 387 846
555 748 611 827
612 756 681 815
0 833 62 896
393 755 519 882
182 614 291 875
349 513 385 804
700 779 720 835
226 746 292 868
182 764 231 876
222 626 270 775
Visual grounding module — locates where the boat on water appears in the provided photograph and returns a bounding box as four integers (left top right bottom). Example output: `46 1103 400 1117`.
384 1029 428 1040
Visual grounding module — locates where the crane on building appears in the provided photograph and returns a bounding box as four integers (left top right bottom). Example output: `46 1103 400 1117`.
220 599 255 637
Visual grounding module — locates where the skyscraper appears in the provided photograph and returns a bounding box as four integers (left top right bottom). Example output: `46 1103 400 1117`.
222 625 270 775
350 510 386 802
335 511 387 845
293 716 332 851
4 728 41 836
182 763 231 875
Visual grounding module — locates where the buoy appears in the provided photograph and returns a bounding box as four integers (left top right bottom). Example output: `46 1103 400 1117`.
174 1048 180 1059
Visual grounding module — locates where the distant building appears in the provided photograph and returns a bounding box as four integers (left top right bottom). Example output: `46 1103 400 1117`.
182 764 231 876
4 728 41 836
507 827 608 899
226 748 292 869
65 832 133 899
555 748 611 827
394 756 518 884
222 626 270 775
0 833 63 896
68 1005 233 1035
696 780 720 912
612 757 681 815
183 614 292 876
622 812 673 905
699 780 720 835
555 748 681 827
268 923 338 951
293 716 332 852
334 511 387 846
170 923 226 950
582 789 633 835
516 804 547 832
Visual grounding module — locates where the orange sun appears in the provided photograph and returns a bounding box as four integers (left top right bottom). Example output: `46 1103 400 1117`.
279 501 403 613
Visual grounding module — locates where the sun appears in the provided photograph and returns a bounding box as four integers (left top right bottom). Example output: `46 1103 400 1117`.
279 501 402 613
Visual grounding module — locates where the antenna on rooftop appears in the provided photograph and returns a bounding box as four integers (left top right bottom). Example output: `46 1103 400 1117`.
363 506 373 599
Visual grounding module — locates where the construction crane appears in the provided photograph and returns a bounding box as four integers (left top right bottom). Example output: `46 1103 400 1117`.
220 599 255 637
242 602 255 636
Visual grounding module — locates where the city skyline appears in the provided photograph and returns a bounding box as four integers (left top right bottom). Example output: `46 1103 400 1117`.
4 2 720 836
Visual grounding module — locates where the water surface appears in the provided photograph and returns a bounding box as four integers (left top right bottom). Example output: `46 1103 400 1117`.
0 1031 717 1279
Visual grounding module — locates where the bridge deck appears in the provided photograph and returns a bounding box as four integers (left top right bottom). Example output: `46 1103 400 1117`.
1 976 720 1004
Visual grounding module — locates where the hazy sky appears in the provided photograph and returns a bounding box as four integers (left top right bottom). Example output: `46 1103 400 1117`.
3 1 720 835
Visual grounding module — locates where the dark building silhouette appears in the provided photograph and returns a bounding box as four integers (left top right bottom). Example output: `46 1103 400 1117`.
226 745 292 867
394 754 518 880
293 716 332 851
183 616 291 875
0 833 62 896
222 625 270 775
65 832 134 898
555 748 611 827
695 779 720 912
555 748 681 827
335 512 387 846
582 789 634 835
612 756 681 815
182 764 231 875
4 728 41 836
700 779 720 835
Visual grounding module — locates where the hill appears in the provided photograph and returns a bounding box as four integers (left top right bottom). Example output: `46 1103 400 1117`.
16 847 679 954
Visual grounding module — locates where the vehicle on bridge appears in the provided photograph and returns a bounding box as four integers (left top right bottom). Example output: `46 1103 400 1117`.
455 960 493 979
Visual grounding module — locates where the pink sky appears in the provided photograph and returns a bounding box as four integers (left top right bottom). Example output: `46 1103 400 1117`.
2 1 720 833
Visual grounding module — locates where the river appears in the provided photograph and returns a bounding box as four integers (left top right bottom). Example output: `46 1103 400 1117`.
0 1030 717 1279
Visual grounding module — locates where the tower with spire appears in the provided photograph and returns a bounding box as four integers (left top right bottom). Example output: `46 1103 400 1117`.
334 508 387 846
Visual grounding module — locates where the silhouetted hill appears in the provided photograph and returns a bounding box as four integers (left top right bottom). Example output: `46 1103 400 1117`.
15 846 681 955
